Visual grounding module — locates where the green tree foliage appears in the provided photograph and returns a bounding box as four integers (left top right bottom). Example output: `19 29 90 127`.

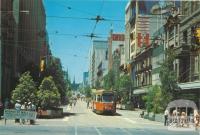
84 86 92 98
43 57 68 104
103 70 115 90
12 71 37 104
64 71 72 103
115 75 132 103
37 76 60 109
143 85 163 113
159 48 178 108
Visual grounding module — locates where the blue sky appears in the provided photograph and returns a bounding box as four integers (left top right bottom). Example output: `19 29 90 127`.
44 0 127 83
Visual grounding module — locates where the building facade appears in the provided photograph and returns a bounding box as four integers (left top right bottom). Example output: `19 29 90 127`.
172 1 200 108
0 0 48 104
89 40 108 88
108 31 124 71
125 0 174 108
1 0 19 103
83 72 89 87
152 27 165 85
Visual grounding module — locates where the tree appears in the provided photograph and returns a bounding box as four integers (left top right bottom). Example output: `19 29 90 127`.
159 48 178 108
143 85 163 114
37 76 60 109
12 71 37 104
115 75 132 104
43 57 67 104
103 70 115 90
83 86 92 98
63 70 72 104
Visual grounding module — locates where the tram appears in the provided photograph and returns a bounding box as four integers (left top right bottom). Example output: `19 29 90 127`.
92 90 116 115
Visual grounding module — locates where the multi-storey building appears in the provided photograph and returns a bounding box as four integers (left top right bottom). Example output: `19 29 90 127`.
0 0 48 104
125 0 173 108
1 0 19 103
119 44 126 75
108 30 124 71
18 0 47 74
89 40 108 88
83 72 89 87
165 1 200 108
152 27 165 85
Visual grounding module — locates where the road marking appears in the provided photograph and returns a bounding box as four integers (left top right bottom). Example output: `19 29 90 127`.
123 118 136 124
119 117 162 126
120 128 132 135
75 125 77 135
94 126 103 135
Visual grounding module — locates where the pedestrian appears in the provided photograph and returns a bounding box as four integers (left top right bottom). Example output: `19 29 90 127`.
87 100 89 109
195 113 200 129
28 102 36 125
164 109 169 126
73 98 77 107
21 103 26 124
15 100 21 123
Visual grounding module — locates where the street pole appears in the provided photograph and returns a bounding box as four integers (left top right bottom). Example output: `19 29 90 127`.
0 0 2 105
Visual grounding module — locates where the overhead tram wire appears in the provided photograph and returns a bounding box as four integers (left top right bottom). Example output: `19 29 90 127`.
54 1 124 22
90 0 105 39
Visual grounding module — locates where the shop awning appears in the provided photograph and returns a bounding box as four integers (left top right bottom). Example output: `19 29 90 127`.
178 81 200 90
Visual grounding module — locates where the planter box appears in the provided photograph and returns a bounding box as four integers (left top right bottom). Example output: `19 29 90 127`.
154 114 164 123
148 112 155 121
38 108 63 118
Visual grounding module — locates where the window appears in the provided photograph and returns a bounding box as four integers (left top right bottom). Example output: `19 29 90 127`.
191 1 200 13
131 44 135 53
121 47 124 55
97 95 101 102
183 30 187 44
105 50 108 60
194 55 199 74
102 94 114 102
146 72 149 85
182 2 189 16
174 59 179 79
130 33 133 41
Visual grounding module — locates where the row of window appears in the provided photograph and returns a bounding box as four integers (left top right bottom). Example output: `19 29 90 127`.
136 57 151 72
136 72 152 87
182 1 200 16
173 56 199 82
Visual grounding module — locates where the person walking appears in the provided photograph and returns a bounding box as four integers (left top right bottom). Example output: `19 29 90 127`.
28 102 36 125
164 109 169 126
15 100 21 123
21 103 26 124
87 100 90 109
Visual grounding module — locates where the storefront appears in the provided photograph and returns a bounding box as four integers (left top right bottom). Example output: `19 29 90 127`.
178 81 200 110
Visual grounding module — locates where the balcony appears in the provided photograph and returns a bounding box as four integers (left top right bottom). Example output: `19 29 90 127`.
136 64 152 74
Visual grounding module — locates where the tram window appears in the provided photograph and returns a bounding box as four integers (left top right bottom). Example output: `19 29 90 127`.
97 95 101 102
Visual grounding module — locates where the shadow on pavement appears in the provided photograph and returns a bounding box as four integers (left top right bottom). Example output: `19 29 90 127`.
95 112 122 116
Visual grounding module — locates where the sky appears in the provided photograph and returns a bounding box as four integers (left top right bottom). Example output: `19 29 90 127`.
44 0 128 83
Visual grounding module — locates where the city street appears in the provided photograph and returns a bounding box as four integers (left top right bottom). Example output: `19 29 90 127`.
0 100 199 135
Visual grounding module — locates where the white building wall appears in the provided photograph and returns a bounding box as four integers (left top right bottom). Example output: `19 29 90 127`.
89 40 108 87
